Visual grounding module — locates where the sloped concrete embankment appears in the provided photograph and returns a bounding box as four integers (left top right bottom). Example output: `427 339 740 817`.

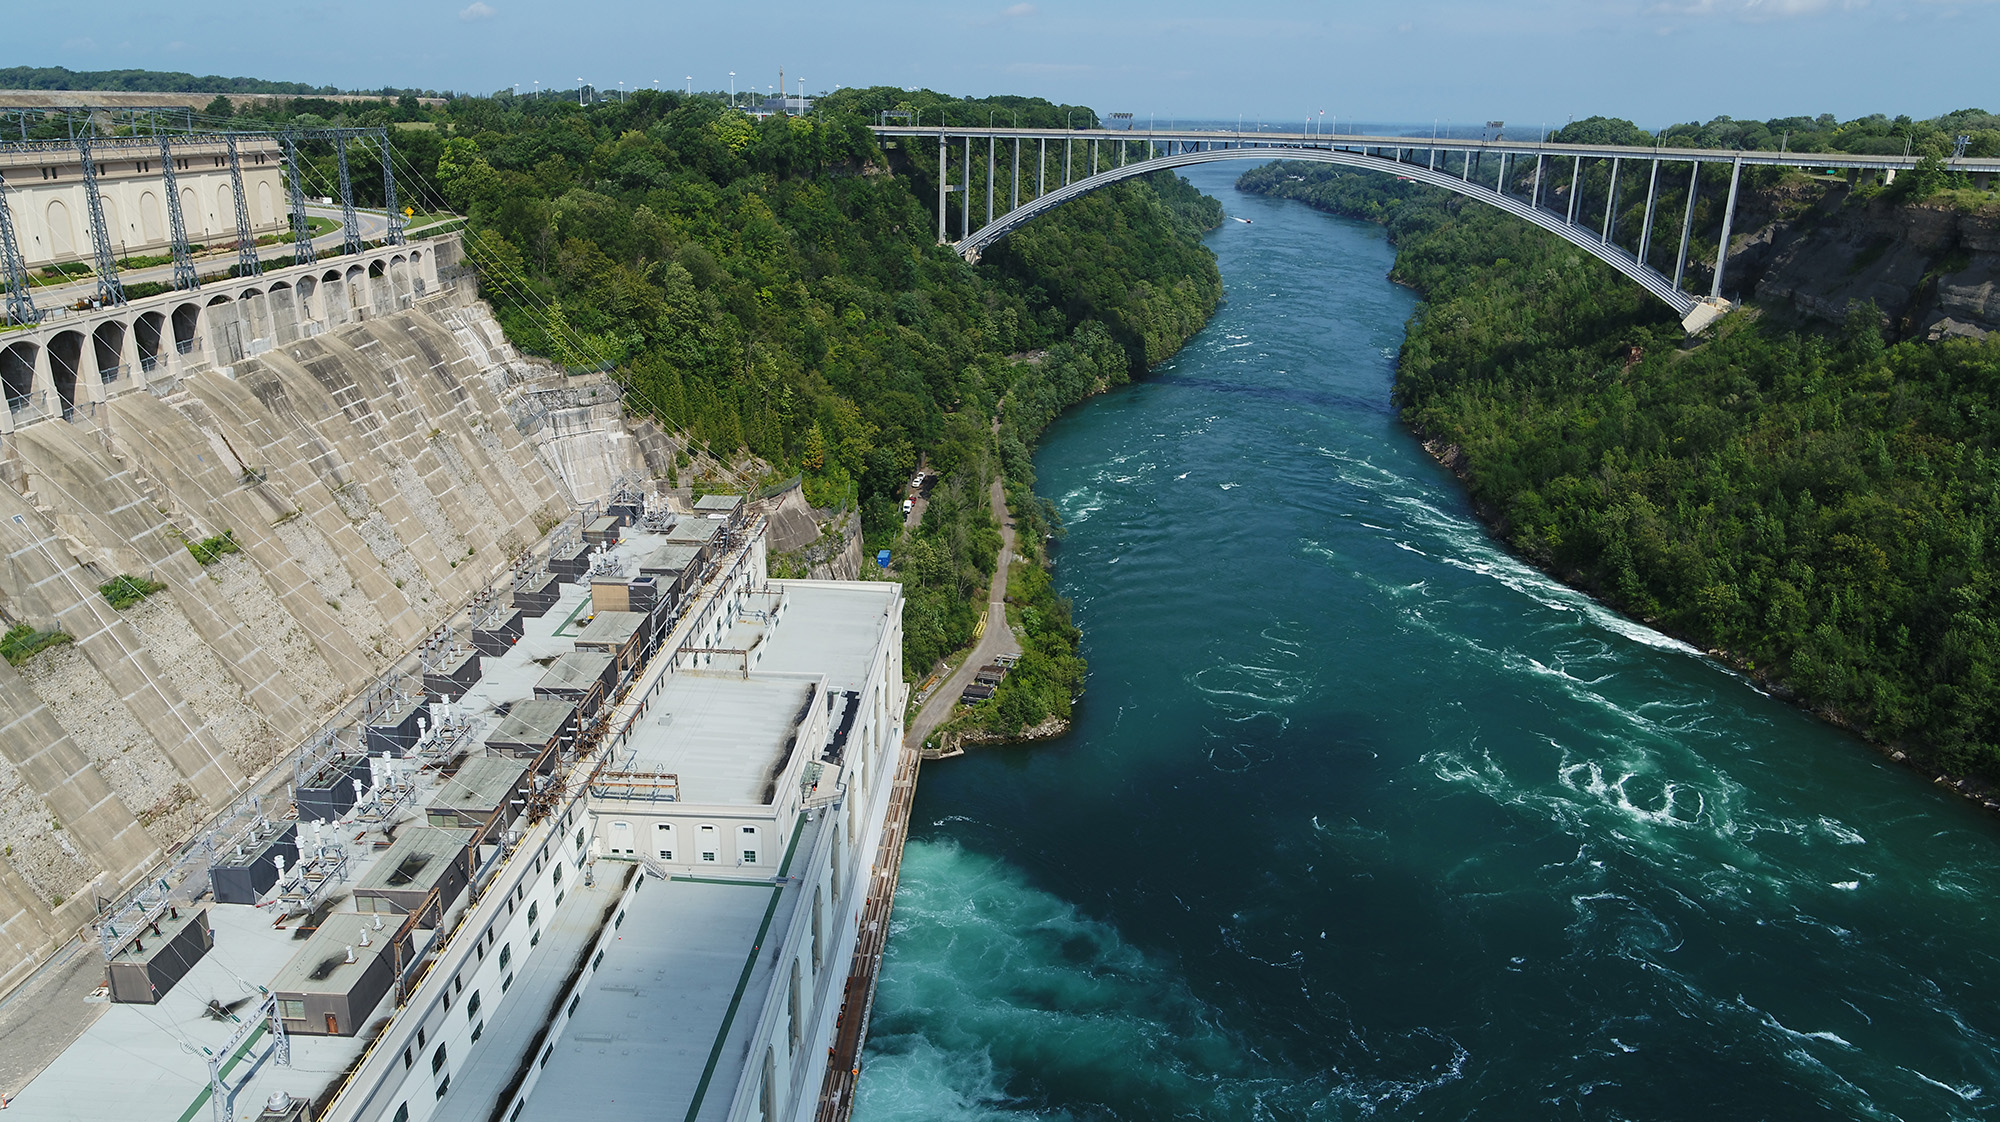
0 296 634 992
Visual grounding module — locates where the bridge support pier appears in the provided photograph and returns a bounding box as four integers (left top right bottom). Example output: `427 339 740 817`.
1638 159 1660 268
1602 157 1620 244
1674 161 1700 289
1710 156 1745 300
1566 156 1581 225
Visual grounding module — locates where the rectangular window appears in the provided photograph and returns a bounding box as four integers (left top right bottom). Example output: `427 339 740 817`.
470 1021 483 1043
280 1000 305 1019
540 1045 553 1068
502 971 514 992
592 949 605 970
658 850 673 860
568 993 581 1017
743 850 757 863
434 1076 450 1100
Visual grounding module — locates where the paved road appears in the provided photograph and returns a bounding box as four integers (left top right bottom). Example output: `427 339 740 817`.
906 468 1022 749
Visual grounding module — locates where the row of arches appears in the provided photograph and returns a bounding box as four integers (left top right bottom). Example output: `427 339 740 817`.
8 172 285 266
1 247 431 425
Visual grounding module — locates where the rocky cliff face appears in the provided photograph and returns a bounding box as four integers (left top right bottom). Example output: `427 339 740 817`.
1730 186 2000 340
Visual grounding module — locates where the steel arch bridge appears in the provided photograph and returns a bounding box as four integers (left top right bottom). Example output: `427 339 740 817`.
875 126 2000 334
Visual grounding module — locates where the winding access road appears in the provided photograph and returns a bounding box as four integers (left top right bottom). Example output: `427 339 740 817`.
906 469 1023 750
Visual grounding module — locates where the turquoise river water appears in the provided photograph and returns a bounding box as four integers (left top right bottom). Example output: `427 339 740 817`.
850 163 2000 1120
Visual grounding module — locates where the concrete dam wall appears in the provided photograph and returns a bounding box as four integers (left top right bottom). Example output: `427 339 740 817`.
0 236 643 991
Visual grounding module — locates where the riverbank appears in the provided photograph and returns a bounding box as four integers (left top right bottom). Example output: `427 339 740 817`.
1238 159 2000 796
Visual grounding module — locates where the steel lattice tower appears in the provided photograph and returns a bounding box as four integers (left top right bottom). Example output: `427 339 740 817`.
336 136 363 257
224 135 260 278
74 139 126 306
159 134 201 290
380 129 404 245
0 173 41 326
282 131 316 267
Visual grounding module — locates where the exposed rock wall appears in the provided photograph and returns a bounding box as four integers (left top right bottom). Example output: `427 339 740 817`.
1731 188 2000 340
0 289 636 993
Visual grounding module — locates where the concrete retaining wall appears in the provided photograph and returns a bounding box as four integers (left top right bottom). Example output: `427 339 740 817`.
0 266 640 993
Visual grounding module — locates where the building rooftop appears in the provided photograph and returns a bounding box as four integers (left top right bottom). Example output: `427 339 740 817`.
353 827 474 897
269 913 394 996
692 494 743 513
615 673 812 805
637 542 705 574
536 650 615 693
515 873 805 1122
757 581 898 692
575 611 645 647
486 698 576 748
433 756 530 818
663 518 725 546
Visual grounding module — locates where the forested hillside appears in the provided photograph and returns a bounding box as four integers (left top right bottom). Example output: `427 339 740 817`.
1241 154 2000 781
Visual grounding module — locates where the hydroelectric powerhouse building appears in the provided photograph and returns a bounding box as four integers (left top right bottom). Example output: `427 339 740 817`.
4 505 907 1122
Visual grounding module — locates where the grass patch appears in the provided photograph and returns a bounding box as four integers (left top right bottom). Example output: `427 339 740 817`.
187 529 241 566
100 575 168 610
2 623 72 666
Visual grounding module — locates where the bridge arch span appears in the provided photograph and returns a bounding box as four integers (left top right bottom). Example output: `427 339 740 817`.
954 147 1720 328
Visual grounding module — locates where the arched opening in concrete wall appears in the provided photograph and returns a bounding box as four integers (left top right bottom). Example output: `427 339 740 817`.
256 181 274 226
389 255 413 305
92 321 126 384
46 199 75 258
296 275 319 324
270 281 301 343
134 311 165 372
1 342 37 411
180 186 200 237
367 260 389 315
239 287 271 347
207 294 243 364
214 184 232 239
321 268 346 325
140 191 164 244
171 302 202 356
410 248 427 297
47 331 83 416
344 264 367 319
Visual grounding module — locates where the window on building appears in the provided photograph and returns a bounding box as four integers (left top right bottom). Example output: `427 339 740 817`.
466 991 481 1021
280 999 305 1020
432 1043 448 1075
699 825 718 863
656 822 674 860
740 826 759 865
470 1021 483 1043
527 901 539 926
392 1105 409 1122
498 944 512 972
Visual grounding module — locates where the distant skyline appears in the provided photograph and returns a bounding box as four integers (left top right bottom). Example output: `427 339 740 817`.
9 0 1996 128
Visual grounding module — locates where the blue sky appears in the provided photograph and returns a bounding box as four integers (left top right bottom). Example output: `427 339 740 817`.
12 0 1997 127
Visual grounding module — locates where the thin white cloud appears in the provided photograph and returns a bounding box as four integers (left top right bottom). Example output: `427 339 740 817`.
1647 0 1867 18
1004 3 1037 15
459 1 496 20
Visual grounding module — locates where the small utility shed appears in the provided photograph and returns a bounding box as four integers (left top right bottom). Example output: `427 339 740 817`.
105 906 212 1004
575 610 647 674
534 650 618 718
663 516 725 551
693 493 744 523
272 913 398 1037
354 826 475 919
484 697 577 760
639 542 705 599
427 756 532 833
